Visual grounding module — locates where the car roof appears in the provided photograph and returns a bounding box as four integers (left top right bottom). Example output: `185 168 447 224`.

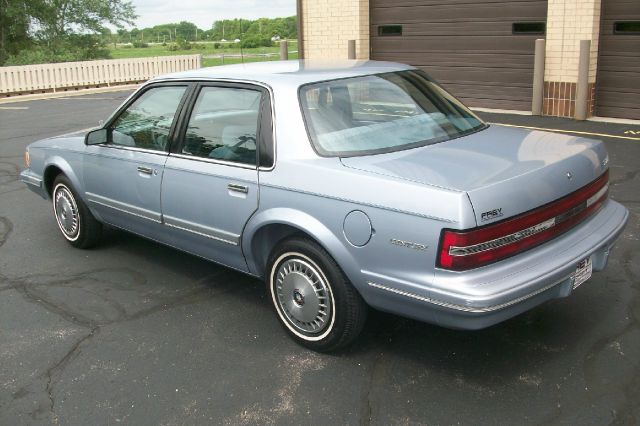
152 60 415 87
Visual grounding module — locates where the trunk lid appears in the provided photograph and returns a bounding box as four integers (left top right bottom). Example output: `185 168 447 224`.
340 125 609 226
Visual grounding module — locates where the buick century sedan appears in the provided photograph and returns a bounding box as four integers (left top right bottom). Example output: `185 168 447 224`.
20 61 629 351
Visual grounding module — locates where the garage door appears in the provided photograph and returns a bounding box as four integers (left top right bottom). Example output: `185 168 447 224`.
370 0 547 111
596 0 640 119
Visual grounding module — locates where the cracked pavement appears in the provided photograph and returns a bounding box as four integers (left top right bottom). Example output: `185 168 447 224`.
0 91 639 425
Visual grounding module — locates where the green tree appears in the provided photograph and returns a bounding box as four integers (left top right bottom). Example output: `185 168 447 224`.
209 16 297 42
116 28 129 43
176 21 198 41
0 0 136 65
0 0 35 64
36 0 136 41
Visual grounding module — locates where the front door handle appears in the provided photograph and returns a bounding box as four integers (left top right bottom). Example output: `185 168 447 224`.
227 183 249 194
137 166 154 175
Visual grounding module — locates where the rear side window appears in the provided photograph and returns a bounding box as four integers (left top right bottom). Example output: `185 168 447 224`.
182 87 262 165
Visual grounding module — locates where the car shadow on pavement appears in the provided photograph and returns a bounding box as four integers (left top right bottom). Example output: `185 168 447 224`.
95 226 615 382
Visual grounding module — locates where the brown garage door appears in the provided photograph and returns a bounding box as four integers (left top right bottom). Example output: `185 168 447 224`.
596 0 640 120
370 0 547 111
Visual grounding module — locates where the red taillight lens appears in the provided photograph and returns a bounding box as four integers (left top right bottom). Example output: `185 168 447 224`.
438 170 609 271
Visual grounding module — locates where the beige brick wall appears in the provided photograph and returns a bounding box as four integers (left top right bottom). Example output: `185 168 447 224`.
545 0 601 83
302 0 370 59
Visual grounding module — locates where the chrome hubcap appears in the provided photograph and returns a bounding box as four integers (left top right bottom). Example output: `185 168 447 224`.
275 258 332 334
54 186 79 238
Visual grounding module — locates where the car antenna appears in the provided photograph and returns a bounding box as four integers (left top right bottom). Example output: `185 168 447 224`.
239 18 244 65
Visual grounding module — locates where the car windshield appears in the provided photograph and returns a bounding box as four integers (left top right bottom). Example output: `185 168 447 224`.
299 70 487 156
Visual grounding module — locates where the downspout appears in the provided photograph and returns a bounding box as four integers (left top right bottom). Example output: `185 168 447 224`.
296 0 304 59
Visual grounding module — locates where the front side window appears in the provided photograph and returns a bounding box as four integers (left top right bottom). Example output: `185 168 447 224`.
299 70 486 156
109 86 187 151
181 86 262 165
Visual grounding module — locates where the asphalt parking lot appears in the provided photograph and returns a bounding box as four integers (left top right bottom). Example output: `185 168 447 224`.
1 90 639 425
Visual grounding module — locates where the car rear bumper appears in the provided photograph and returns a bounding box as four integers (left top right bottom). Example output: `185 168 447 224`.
362 199 629 329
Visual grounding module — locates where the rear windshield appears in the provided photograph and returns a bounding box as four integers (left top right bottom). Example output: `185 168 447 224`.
299 70 486 157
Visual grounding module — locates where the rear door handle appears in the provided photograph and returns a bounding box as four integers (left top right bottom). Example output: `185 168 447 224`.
137 166 154 175
227 183 248 194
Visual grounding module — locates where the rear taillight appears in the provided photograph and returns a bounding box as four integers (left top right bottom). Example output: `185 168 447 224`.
438 170 609 271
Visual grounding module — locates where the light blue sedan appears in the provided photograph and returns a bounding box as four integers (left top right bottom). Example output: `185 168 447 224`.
20 61 628 351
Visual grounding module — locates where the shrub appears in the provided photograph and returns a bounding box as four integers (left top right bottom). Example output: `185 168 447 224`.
132 41 149 48
240 36 273 49
176 38 192 50
5 38 111 65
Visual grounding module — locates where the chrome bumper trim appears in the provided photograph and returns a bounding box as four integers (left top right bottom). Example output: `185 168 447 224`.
367 278 566 314
19 170 43 188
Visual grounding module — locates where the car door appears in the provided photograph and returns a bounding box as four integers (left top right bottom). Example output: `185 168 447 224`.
161 82 273 272
83 83 190 237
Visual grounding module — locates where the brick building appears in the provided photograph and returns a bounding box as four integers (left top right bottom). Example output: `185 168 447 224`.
297 0 639 120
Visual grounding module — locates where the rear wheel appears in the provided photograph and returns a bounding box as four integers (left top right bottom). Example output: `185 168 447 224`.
52 175 102 248
267 237 367 352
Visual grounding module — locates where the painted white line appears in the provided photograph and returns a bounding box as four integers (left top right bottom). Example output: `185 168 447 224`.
489 122 640 141
52 127 97 138
54 97 117 100
0 84 139 105
0 106 29 110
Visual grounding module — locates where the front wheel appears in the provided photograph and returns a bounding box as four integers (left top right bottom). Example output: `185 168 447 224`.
267 237 367 352
52 175 102 249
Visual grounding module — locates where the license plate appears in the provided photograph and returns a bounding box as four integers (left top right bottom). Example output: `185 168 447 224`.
573 257 593 290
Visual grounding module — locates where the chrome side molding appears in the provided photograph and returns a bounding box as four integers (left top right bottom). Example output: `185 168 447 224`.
163 215 240 245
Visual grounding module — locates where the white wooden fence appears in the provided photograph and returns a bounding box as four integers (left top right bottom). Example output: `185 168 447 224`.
0 55 201 95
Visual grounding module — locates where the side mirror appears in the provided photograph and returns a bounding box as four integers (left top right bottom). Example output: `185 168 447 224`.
85 128 109 145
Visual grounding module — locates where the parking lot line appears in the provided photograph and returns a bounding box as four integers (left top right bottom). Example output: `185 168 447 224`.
53 97 118 101
52 127 97 138
490 122 640 141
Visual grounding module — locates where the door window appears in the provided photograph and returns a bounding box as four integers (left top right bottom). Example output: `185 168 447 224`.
182 87 262 165
109 86 187 151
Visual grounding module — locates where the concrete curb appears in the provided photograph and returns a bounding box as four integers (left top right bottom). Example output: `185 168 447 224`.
471 106 640 125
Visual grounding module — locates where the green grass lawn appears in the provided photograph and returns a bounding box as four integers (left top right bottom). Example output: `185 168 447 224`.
108 41 298 63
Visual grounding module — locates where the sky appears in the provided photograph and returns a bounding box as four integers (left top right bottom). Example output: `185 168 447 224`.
128 0 296 29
